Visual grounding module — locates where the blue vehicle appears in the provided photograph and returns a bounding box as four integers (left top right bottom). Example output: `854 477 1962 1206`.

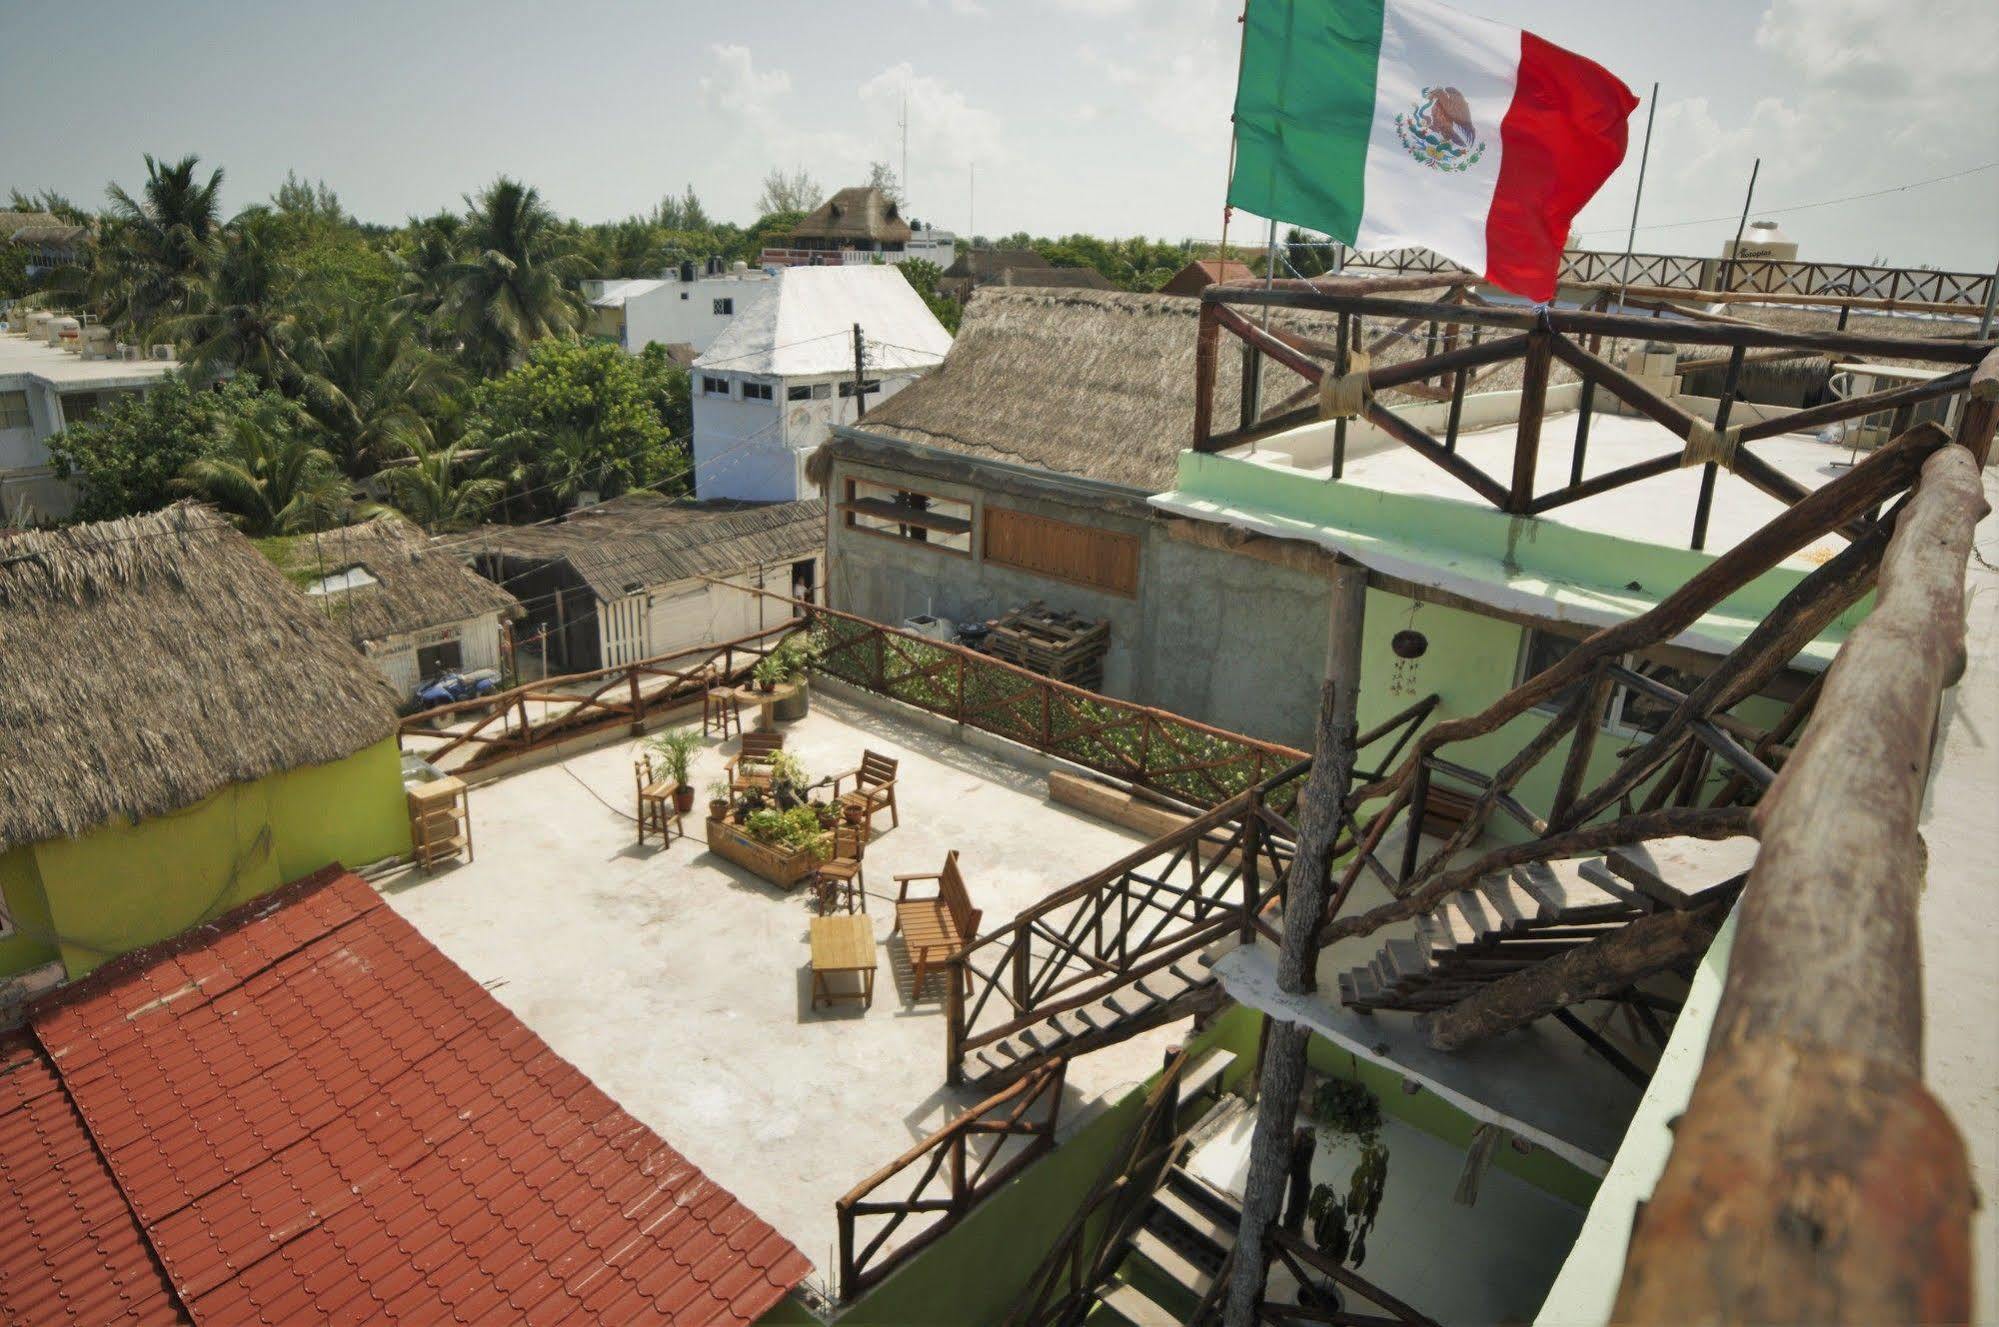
412 668 501 711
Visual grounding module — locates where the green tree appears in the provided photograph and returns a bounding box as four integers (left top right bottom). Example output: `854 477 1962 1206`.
45 375 269 521
463 340 682 518
172 211 318 391
389 210 462 331
377 436 504 532
634 343 692 440
757 167 823 215
177 395 347 536
96 153 226 334
299 302 461 476
441 178 586 376
896 259 960 333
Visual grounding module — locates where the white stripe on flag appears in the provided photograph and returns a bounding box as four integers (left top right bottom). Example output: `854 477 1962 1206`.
1354 0 1520 275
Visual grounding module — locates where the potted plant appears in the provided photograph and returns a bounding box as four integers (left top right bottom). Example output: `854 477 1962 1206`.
646 728 703 815
753 654 784 694
770 634 822 721
1303 1076 1389 1290
706 780 731 822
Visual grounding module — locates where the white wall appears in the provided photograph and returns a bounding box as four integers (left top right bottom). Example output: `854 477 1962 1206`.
369 612 505 698
693 367 932 501
624 273 772 355
591 559 819 667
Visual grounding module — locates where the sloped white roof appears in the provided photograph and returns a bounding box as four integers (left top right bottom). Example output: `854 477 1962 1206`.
588 278 668 308
693 266 952 378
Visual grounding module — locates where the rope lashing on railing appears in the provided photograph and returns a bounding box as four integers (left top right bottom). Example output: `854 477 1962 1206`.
1317 349 1374 420
1679 417 1744 470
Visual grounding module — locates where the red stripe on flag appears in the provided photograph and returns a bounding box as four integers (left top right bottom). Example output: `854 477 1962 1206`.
1484 32 1639 302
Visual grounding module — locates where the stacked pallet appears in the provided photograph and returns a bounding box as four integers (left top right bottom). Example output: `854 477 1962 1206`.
982 602 1110 690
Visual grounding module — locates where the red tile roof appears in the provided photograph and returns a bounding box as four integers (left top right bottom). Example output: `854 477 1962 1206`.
0 868 810 1326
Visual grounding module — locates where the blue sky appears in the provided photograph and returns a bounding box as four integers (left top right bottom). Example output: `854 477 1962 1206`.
4 0 1993 270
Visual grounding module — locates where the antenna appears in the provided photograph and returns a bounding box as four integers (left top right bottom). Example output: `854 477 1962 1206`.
969 164 975 241
900 92 909 208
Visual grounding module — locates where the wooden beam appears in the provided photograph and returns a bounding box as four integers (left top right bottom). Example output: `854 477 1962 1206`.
1613 444 1988 1326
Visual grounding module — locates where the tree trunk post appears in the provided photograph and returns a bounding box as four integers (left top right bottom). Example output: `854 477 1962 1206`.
1223 562 1367 1327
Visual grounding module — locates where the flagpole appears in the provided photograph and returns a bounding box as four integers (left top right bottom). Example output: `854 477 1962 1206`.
1721 158 1761 296
1615 81 1659 314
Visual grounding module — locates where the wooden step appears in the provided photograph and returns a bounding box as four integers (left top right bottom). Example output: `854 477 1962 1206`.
1577 857 1651 907
1510 859 1631 922
1449 889 1501 940
1383 937 1433 985
1478 873 1540 930
1604 834 1759 909
1415 911 1448 955
1179 1048 1234 1107
1128 1228 1215 1297
1163 1167 1244 1231
1151 1186 1236 1254
1436 897 1486 948
1101 1282 1181 1327
1340 967 1382 1008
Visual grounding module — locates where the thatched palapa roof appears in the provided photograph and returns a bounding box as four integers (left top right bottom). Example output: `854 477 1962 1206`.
0 503 400 852
466 494 825 603
789 187 912 246
260 513 522 648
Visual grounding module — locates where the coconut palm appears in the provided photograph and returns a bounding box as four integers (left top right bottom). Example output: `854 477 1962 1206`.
171 211 318 392
440 178 586 377
389 210 462 333
376 436 504 532
97 153 226 334
178 405 347 536
299 302 461 476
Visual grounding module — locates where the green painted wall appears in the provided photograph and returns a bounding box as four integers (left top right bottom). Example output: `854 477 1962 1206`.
4 738 412 980
0 846 60 977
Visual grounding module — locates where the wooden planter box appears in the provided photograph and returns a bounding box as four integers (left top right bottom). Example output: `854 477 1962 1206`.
707 818 819 889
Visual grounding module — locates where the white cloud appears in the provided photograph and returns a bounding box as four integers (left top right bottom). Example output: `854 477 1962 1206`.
696 45 792 125
858 62 1008 202
948 0 989 15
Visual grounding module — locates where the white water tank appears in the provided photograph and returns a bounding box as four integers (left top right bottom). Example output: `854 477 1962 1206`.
1723 220 1797 263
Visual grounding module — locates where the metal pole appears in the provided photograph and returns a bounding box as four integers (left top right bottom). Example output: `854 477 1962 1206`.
1615 82 1659 315
1979 250 1997 339
1720 158 1761 296
851 323 868 422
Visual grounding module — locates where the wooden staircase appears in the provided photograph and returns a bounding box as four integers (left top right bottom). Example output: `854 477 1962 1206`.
1091 1164 1242 1326
1338 836 1758 1016
964 955 1220 1089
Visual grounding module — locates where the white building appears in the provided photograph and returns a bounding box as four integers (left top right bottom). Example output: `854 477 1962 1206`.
690 265 952 503
583 260 775 358
0 311 179 521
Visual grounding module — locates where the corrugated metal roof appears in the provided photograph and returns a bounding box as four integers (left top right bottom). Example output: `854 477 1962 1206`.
466 494 825 604
694 266 951 377
0 868 810 1326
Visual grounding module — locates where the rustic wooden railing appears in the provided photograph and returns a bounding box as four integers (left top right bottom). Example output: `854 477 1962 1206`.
1612 436 1990 1322
395 621 798 773
808 602 1310 808
946 696 1438 1086
835 1058 1067 1304
1343 244 1996 310
1006 1047 1192 1327
1195 278 1994 550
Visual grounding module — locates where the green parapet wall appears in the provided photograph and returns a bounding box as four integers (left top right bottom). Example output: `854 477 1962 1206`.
0 737 412 980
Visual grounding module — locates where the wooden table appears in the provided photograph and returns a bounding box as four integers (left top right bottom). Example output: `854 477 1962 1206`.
722 680 801 732
408 776 471 870
809 914 877 1009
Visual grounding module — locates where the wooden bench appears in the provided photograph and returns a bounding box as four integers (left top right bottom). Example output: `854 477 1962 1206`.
833 750 900 834
893 850 981 1002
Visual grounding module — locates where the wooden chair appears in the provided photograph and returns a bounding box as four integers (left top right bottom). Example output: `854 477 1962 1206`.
703 667 743 740
812 824 869 916
833 751 900 834
633 754 681 846
725 730 785 795
893 851 981 1002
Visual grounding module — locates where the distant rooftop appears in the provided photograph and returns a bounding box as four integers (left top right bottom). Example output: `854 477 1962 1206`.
693 265 951 378
0 326 179 390
787 186 912 246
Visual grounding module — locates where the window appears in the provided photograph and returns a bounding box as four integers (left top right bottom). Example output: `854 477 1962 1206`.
701 376 730 396
840 478 972 554
680 291 689 300
983 506 1141 597
712 297 734 315
0 390 27 431
837 379 882 398
787 382 834 402
742 381 773 402
417 638 463 679
60 392 101 426
1516 630 1713 738
306 565 380 597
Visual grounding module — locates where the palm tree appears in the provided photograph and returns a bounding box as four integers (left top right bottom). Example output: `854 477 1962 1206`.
171 211 318 392
298 302 461 476
178 407 347 536
441 179 586 377
389 210 462 334
377 436 504 532
98 153 226 334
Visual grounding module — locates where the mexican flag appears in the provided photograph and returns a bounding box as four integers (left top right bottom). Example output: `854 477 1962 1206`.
1229 0 1639 301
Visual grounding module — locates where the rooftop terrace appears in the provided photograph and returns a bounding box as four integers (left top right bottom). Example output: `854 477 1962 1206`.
382 687 1179 1299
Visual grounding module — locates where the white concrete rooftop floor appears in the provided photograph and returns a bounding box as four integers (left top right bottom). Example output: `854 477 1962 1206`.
380 688 1177 1297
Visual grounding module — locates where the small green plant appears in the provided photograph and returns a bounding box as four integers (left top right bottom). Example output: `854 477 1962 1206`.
766 750 810 803
706 779 730 803
645 727 703 789
743 805 831 861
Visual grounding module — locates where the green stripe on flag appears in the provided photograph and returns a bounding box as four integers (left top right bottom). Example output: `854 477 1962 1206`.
1228 0 1387 245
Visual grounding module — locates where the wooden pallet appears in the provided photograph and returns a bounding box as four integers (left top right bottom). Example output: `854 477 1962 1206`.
981 601 1110 687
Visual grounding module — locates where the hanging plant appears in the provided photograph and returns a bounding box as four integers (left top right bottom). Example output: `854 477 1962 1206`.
1304 1075 1390 1269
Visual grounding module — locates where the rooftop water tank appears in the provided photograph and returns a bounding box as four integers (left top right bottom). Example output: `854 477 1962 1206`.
1723 220 1797 262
